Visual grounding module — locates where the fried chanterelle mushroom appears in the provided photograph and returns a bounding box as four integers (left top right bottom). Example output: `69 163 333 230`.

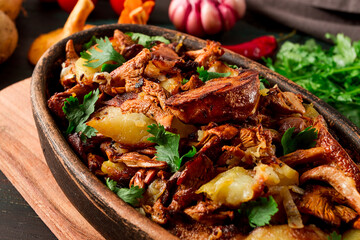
47 29 360 240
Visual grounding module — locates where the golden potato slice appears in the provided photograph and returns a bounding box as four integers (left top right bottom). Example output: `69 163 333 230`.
343 229 360 240
75 57 102 85
196 167 255 207
87 106 156 146
255 163 299 186
245 225 327 240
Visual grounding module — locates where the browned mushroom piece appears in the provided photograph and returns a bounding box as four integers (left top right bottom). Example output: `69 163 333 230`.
165 70 260 124
312 115 360 189
278 116 308 135
279 147 326 167
129 169 158 189
184 200 234 225
112 152 167 169
196 124 239 161
264 86 306 115
298 185 357 226
120 93 174 129
300 165 360 214
168 154 215 212
185 40 224 67
180 75 204 91
60 40 79 89
109 48 152 95
112 29 137 56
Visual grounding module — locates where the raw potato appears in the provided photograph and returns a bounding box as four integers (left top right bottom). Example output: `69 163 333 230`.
0 11 18 64
0 0 23 20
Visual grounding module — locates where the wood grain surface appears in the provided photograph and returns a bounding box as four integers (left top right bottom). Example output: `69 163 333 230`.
0 79 105 240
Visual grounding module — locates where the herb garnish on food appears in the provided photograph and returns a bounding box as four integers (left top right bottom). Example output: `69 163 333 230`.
197 66 231 82
80 36 125 70
265 33 360 127
238 196 279 228
62 89 99 142
106 178 144 206
281 126 318 155
126 32 170 48
147 124 197 172
328 231 342 240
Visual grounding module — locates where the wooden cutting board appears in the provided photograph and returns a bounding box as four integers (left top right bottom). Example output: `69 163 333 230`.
0 79 105 240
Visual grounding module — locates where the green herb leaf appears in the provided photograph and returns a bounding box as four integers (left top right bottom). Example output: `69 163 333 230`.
126 32 170 48
182 78 189 84
180 146 197 162
328 231 342 240
197 66 231 82
80 36 125 68
265 33 360 127
101 63 121 73
225 62 239 69
62 89 99 142
238 196 278 228
147 124 196 172
259 77 270 90
281 126 318 155
106 178 144 206
83 35 97 50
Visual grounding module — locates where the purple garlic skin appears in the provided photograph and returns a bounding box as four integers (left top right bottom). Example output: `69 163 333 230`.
169 0 246 37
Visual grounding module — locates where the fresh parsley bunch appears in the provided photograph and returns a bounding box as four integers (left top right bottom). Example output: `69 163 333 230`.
265 33 360 127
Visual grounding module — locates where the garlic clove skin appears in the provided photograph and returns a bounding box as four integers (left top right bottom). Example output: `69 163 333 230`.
201 0 223 35
218 4 237 31
169 0 191 32
186 7 205 36
222 0 246 19
169 0 246 37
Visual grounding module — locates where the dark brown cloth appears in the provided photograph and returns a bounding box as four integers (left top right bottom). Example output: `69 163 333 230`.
246 0 360 41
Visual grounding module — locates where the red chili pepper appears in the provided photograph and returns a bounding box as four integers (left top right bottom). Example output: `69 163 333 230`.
223 35 277 60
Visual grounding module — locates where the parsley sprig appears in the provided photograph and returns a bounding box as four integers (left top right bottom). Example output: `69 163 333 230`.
126 32 170 48
80 36 125 71
281 126 318 155
197 66 231 82
62 89 99 142
238 196 279 228
265 33 360 127
106 178 144 206
328 231 342 240
147 124 197 172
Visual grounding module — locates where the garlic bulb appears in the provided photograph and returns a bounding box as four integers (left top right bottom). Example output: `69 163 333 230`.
169 0 246 37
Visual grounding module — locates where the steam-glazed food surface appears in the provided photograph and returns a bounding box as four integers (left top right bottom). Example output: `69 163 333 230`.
46 29 360 239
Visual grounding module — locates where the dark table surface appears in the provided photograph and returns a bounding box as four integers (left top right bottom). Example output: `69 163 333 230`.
0 0 327 239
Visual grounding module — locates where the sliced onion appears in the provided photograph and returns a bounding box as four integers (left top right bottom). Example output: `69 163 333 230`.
281 187 304 229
